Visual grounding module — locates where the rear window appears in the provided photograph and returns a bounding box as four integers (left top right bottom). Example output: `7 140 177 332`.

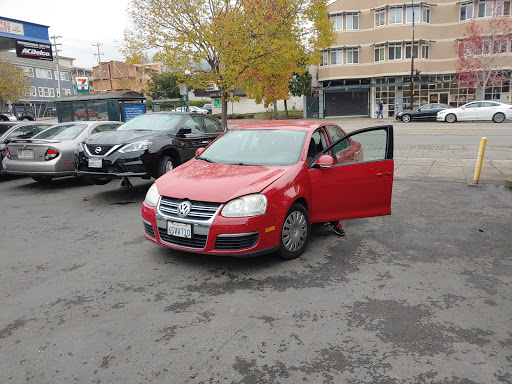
32 124 88 140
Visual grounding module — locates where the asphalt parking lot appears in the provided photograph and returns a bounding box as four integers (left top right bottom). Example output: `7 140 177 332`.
1 176 511 384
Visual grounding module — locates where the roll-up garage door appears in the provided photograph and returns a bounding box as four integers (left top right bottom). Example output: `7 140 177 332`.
324 90 368 117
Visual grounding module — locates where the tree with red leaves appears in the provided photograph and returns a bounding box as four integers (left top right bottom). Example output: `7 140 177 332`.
455 3 512 98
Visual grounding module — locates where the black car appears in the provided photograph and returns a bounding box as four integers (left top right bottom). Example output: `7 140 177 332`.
396 103 451 122
75 112 226 183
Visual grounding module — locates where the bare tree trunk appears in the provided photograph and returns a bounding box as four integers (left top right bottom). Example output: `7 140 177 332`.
221 89 228 127
273 101 278 120
284 99 289 119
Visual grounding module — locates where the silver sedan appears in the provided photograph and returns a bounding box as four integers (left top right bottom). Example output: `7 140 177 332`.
3 121 121 182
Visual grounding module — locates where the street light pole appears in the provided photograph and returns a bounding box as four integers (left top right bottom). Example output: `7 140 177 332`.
50 35 62 97
92 42 104 93
410 0 415 110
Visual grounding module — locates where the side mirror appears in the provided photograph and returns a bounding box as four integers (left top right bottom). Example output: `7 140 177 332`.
316 154 335 168
180 127 192 135
195 147 205 157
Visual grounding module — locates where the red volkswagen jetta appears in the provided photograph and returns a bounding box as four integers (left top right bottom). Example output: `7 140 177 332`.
141 121 394 259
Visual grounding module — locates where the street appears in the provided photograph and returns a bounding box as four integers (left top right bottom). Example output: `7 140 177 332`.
1 162 511 383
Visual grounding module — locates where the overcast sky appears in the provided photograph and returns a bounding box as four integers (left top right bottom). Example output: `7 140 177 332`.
2 0 130 68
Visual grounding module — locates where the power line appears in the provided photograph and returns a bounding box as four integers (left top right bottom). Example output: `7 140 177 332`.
92 42 104 93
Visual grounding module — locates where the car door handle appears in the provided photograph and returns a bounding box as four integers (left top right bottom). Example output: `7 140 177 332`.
376 172 392 177
201 140 211 144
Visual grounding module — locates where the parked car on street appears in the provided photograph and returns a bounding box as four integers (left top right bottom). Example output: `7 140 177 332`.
75 112 226 184
141 121 394 259
437 101 512 123
1 104 36 121
203 104 212 114
3 121 121 183
396 103 451 122
0 122 54 174
173 106 209 115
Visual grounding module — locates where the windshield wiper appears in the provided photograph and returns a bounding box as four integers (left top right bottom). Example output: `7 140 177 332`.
198 157 216 163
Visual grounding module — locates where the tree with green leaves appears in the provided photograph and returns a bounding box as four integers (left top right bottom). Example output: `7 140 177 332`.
145 72 181 100
123 0 334 125
0 57 30 114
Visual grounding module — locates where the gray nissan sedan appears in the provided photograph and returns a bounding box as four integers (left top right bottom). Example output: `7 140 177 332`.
3 121 121 182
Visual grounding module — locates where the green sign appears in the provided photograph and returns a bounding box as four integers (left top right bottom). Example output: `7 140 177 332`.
213 98 221 108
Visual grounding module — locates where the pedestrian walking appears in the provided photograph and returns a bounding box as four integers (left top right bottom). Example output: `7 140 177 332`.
377 100 384 119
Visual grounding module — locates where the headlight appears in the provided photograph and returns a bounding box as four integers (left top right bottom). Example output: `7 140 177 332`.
222 194 267 217
397 112 403 116
144 183 160 207
119 140 152 153
75 141 84 154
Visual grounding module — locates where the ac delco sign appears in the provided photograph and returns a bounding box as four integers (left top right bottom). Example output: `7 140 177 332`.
15 40 53 61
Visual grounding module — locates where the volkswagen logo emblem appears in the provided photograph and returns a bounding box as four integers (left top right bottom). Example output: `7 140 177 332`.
177 201 191 217
94 146 102 154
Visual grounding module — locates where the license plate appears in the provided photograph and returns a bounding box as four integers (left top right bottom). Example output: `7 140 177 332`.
168 222 192 238
88 158 102 168
20 149 34 159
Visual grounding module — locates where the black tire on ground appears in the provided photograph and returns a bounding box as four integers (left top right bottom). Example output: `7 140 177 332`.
156 155 174 178
277 203 311 260
32 176 53 183
401 114 411 123
445 113 457 123
493 113 505 123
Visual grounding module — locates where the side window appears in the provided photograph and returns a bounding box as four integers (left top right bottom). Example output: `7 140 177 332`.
204 117 224 133
307 129 328 164
182 116 205 134
325 125 350 159
91 124 118 135
6 126 33 140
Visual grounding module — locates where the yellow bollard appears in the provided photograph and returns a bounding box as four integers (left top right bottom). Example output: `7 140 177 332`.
472 137 487 185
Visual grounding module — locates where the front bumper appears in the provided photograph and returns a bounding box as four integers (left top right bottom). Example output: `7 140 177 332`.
141 201 284 256
75 150 153 179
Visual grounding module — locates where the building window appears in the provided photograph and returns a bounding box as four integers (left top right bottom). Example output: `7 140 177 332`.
346 48 359 64
30 86 37 97
375 45 385 62
405 43 419 59
346 13 359 30
35 68 41 78
332 15 343 30
375 9 386 27
320 51 328 66
49 88 55 97
460 2 474 20
389 43 402 60
496 0 511 15
421 43 430 59
481 37 492 54
43 88 51 97
389 6 403 24
406 5 421 23
478 0 493 17
493 36 508 53
331 49 343 65
61 72 69 81
56 88 60 97
54 70 58 79
422 5 431 23
38 87 44 97
64 89 71 96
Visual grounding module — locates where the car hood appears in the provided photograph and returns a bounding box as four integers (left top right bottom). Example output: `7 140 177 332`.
155 159 294 203
85 130 166 145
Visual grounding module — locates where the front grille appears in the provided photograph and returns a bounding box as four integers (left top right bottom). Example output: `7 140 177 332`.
143 221 155 238
86 144 115 156
159 197 221 221
215 233 259 250
158 228 207 249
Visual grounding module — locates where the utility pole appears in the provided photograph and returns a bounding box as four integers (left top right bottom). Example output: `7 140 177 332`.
92 42 104 93
410 0 415 110
50 35 62 97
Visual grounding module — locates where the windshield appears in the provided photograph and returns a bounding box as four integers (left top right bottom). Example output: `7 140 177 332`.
117 113 182 131
198 129 307 166
32 124 87 140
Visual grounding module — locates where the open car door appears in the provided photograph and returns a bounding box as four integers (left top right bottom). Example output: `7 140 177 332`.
308 125 394 223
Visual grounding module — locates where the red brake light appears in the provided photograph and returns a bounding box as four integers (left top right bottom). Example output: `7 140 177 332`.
45 148 59 160
4 148 9 156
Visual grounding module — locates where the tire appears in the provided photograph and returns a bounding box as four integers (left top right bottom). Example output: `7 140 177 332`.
493 113 505 123
278 203 310 260
156 155 174 178
445 113 457 123
32 176 53 183
401 114 411 123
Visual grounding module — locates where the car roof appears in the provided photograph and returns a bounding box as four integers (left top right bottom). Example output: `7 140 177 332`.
50 121 122 127
229 120 326 132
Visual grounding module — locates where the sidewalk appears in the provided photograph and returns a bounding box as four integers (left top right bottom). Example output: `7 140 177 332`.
394 157 512 185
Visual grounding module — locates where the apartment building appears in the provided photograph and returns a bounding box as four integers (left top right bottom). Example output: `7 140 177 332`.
318 0 512 117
